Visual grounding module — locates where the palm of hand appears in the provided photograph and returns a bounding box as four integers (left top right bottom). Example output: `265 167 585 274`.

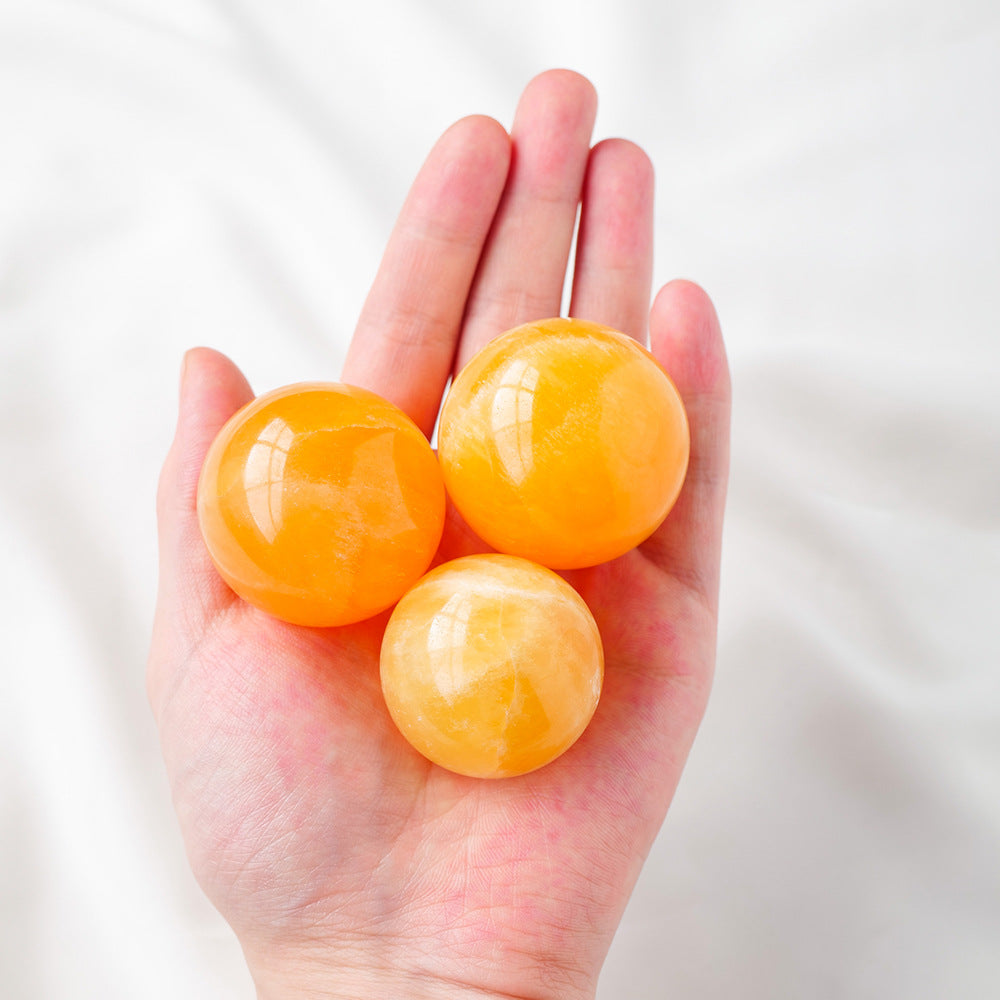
149 71 729 1000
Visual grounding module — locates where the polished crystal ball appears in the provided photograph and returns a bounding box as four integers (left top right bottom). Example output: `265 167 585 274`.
437 317 689 569
197 382 445 626
380 554 604 778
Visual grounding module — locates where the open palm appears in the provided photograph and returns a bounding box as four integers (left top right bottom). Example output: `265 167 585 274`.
149 71 730 1000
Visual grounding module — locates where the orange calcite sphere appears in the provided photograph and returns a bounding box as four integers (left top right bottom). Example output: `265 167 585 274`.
380 555 603 778
437 318 690 569
197 382 445 627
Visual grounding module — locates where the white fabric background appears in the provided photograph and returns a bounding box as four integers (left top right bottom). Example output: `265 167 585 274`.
2 1 998 997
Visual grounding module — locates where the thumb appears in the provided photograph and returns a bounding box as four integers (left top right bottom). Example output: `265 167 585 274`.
150 348 254 698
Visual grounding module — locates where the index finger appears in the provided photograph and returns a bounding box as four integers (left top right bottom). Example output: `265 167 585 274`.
342 115 510 437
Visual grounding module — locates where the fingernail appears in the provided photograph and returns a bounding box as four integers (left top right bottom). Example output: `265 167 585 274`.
180 350 192 396
176 350 197 434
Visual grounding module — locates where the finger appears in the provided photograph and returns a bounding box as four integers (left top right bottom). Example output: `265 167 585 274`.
343 115 510 437
456 69 597 369
568 138 654 341
639 280 731 610
153 348 254 639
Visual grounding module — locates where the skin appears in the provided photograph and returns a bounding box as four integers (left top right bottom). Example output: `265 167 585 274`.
149 70 731 1000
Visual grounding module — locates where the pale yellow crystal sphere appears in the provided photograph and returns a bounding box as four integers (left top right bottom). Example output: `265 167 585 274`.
437 317 690 569
380 554 604 778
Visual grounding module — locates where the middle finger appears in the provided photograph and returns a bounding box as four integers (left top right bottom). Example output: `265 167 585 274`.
456 69 597 370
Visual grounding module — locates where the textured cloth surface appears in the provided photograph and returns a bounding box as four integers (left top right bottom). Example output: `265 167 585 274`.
1 2 998 997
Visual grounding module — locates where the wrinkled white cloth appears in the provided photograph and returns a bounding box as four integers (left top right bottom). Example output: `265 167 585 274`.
1 1 998 997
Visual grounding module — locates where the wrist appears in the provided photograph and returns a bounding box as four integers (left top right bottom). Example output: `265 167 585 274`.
252 968 583 1000
253 968 534 1000
245 938 595 1000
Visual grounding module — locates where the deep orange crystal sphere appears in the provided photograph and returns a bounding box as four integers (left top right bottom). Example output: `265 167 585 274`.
197 382 445 627
380 554 604 778
437 318 690 569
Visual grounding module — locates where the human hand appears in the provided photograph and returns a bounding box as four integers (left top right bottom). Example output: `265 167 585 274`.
149 69 730 1000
